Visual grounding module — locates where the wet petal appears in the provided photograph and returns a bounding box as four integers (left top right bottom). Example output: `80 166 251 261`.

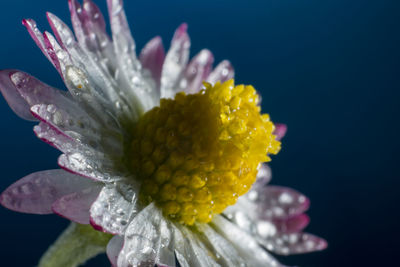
173 225 219 267
117 203 163 267
107 0 158 112
34 122 79 153
254 186 310 219
212 215 285 267
0 70 35 120
161 23 190 99
197 223 245 266
258 232 328 255
51 184 102 224
181 49 214 94
206 60 234 85
90 184 138 235
140 36 165 90
0 169 95 214
58 153 121 182
22 19 62 74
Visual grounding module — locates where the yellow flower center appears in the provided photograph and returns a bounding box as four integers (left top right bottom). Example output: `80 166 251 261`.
126 80 281 225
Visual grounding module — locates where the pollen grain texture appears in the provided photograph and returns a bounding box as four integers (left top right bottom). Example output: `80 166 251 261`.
127 80 281 225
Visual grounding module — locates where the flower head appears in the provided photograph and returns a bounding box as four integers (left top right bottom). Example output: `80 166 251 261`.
0 0 326 266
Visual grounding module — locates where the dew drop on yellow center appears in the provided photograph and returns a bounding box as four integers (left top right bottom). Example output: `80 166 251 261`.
125 80 281 225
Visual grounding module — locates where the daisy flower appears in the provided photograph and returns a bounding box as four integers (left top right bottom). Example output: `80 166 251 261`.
0 0 326 266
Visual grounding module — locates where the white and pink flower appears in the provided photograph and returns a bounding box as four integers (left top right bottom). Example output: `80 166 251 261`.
0 0 326 266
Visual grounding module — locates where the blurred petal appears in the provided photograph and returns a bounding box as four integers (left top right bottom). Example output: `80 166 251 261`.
274 214 310 233
181 49 214 94
0 169 95 214
212 215 286 267
140 36 165 90
52 184 102 224
274 123 287 141
107 235 124 267
258 232 328 255
0 70 36 120
255 186 310 219
206 60 234 85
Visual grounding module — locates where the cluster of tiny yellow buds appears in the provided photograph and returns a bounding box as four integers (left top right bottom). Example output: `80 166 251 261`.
126 80 281 225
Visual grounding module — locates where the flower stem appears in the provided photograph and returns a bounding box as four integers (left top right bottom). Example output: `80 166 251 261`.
38 223 113 267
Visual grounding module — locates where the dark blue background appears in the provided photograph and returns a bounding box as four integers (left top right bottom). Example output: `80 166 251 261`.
1 0 399 266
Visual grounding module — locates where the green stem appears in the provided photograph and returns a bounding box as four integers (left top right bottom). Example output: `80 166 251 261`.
38 223 113 267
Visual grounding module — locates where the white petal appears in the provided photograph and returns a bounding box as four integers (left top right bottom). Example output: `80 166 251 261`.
107 235 124 267
90 183 138 235
107 0 158 112
161 24 190 99
117 203 162 267
173 225 220 267
196 223 245 266
212 215 285 267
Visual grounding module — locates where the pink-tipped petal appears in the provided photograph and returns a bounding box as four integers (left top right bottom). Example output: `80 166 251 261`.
182 49 214 94
51 184 102 224
47 12 76 49
107 235 124 267
68 0 85 44
10 71 72 108
0 169 95 214
83 0 106 32
274 214 310 233
206 60 235 85
0 70 36 120
260 232 328 255
161 23 190 98
255 186 310 220
274 123 287 141
140 36 165 89
34 122 76 152
22 19 60 71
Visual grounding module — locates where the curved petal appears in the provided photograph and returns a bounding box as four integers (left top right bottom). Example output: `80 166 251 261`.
173 225 219 267
51 184 102 224
255 186 310 220
212 215 285 267
0 169 95 214
0 70 36 120
206 60 234 85
274 214 310 234
140 36 165 90
181 49 214 94
107 235 124 267
197 223 246 266
161 23 190 99
258 232 328 255
274 123 287 141
58 152 122 183
90 184 138 235
117 203 162 267
107 0 158 112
